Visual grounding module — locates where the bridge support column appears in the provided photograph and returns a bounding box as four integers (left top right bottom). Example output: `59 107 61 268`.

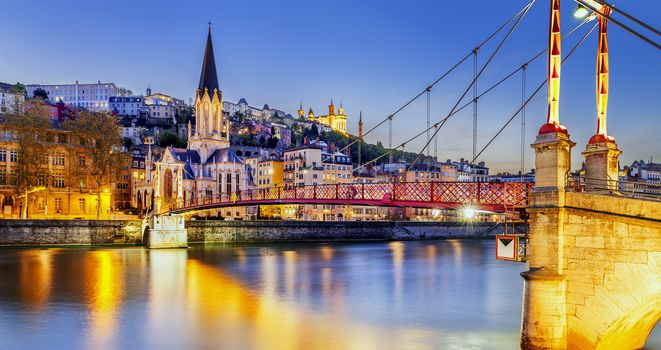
521 131 575 349
582 141 621 191
144 214 188 248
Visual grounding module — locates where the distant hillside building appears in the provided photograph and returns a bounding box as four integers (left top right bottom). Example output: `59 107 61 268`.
298 99 347 135
110 96 143 117
223 98 287 121
0 83 24 114
26 81 117 112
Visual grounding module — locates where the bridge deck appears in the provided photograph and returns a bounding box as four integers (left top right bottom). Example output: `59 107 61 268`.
160 181 531 215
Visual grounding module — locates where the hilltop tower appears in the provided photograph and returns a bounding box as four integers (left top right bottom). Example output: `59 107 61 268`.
297 101 305 118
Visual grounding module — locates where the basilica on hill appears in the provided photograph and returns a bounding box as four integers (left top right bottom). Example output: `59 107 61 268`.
152 26 247 213
298 99 348 135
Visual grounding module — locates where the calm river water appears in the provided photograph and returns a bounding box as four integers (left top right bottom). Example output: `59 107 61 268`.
0 240 658 349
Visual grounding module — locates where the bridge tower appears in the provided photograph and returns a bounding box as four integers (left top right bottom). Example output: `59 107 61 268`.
521 2 660 349
521 1 575 348
582 6 621 191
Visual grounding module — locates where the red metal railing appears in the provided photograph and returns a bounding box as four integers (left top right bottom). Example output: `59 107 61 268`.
159 181 531 214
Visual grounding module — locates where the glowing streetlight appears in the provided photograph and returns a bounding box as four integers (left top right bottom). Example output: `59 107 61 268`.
574 4 590 19
461 206 477 220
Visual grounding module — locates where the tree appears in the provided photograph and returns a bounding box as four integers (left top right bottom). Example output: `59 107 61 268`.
258 135 266 147
158 130 187 148
309 123 319 138
123 137 134 150
11 82 26 96
116 87 134 97
267 136 279 149
4 99 52 218
64 111 129 219
32 88 49 100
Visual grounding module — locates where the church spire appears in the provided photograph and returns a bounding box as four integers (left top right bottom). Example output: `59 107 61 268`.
198 24 220 93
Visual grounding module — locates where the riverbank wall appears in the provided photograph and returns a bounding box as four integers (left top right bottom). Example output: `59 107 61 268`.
186 220 509 243
0 220 143 246
0 220 520 246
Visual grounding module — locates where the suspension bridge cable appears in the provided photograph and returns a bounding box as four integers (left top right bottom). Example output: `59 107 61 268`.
426 88 431 170
575 0 661 50
401 0 537 180
472 48 478 167
590 0 661 36
520 65 527 180
470 21 598 166
336 2 533 155
351 17 589 174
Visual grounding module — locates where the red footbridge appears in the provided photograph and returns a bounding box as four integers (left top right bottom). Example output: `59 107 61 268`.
159 181 532 215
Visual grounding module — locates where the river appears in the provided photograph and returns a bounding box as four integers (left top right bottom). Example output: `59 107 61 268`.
0 240 658 349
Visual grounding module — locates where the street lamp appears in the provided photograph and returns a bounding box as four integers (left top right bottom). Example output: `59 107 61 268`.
574 4 590 19
573 1 602 20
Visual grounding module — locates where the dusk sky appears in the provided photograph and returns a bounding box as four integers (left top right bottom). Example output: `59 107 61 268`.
1 0 659 172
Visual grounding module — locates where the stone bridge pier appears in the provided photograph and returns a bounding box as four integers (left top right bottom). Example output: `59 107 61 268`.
142 214 188 249
520 130 661 349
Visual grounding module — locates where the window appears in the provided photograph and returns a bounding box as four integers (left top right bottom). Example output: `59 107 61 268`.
0 148 5 162
10 150 17 162
53 174 65 188
54 198 62 212
79 198 86 212
79 179 86 189
79 156 86 167
52 153 65 166
36 173 47 186
0 169 5 184
37 198 45 211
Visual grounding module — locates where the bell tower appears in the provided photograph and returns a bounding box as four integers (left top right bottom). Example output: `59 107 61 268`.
188 24 230 159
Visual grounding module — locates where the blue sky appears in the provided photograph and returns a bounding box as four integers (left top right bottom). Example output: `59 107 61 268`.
1 0 659 172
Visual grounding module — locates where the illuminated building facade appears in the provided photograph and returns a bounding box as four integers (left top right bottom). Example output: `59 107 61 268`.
298 100 347 135
0 128 112 219
256 158 283 188
26 81 117 112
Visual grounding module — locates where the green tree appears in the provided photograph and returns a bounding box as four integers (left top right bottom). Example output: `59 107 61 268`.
116 87 134 97
158 130 187 148
10 83 26 96
64 111 129 219
4 99 51 218
267 136 279 149
32 88 49 100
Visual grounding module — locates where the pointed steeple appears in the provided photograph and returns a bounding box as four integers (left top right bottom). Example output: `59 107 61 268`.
198 24 220 93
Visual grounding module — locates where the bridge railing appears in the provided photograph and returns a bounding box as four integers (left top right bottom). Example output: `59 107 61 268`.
159 181 532 214
566 175 661 201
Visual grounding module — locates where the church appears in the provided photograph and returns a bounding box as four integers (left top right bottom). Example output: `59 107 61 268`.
152 26 248 215
298 99 348 135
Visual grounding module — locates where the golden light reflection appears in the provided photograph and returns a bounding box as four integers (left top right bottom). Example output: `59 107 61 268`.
283 250 297 298
235 249 247 266
183 259 397 349
19 249 54 310
320 245 334 261
321 267 332 299
448 239 464 268
389 241 404 305
84 250 123 349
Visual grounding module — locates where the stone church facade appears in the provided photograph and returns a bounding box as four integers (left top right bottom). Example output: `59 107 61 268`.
153 26 249 216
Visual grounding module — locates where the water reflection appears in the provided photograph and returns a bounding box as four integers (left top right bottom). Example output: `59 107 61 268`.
19 250 53 311
3 240 631 349
84 250 123 348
